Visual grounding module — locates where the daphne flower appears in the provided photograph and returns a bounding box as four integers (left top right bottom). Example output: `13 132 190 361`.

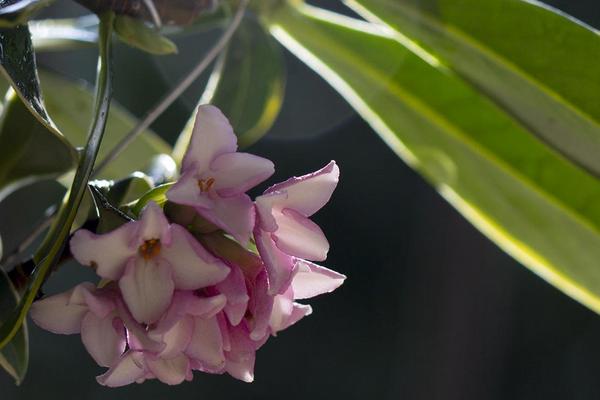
30 283 127 368
70 201 230 324
168 105 275 244
254 161 340 294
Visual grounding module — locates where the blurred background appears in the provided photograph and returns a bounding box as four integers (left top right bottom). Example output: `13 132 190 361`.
2 0 600 399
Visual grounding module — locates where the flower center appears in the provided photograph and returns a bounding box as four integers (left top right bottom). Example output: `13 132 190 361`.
138 239 161 260
197 177 216 193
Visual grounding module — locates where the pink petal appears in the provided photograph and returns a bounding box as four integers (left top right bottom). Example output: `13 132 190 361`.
161 224 230 289
186 316 225 369
254 228 295 295
249 271 273 341
254 191 287 232
97 351 146 387
185 294 227 318
197 194 254 245
119 258 175 324
29 283 93 334
269 288 312 335
157 316 194 359
182 105 238 172
226 356 255 383
81 313 126 367
117 301 165 353
211 152 274 197
263 161 339 216
167 170 214 210
70 225 136 280
81 288 115 318
216 266 249 326
291 259 346 299
225 324 257 382
272 208 329 261
138 202 170 242
146 354 190 385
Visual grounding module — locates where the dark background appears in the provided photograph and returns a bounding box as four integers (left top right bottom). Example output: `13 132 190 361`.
2 0 600 399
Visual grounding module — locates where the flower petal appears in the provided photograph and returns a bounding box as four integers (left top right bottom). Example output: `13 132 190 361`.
185 294 227 318
291 259 346 299
186 316 225 369
211 152 274 197
147 354 190 385
158 316 194 359
119 258 175 324
117 301 165 353
81 313 126 367
182 105 238 172
226 356 255 383
262 161 339 216
272 208 329 261
197 194 254 245
225 324 257 383
254 228 295 295
167 170 215 210
161 224 230 289
249 271 273 340
70 225 136 280
216 266 249 326
97 351 147 387
29 283 93 334
138 201 171 242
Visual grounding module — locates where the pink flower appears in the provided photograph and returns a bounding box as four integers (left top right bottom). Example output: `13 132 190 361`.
168 105 275 245
254 161 340 294
30 283 128 369
70 201 230 324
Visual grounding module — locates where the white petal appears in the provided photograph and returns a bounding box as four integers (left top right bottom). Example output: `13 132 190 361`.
161 224 230 289
29 284 93 334
182 105 238 172
211 152 274 197
186 316 225 369
70 225 136 280
138 201 170 242
96 351 146 387
291 259 346 299
81 313 126 367
272 208 329 261
146 354 190 385
119 258 174 324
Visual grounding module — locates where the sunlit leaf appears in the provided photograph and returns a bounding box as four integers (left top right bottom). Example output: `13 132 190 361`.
0 268 28 385
268 3 600 314
29 15 98 51
114 15 177 55
0 0 53 28
347 0 600 177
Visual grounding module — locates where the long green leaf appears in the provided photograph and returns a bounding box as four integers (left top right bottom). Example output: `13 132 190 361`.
0 0 53 28
347 0 600 178
268 3 600 313
0 89 75 191
0 12 115 350
39 71 171 180
0 268 28 385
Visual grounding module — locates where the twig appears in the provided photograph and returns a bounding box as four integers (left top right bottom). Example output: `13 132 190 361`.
92 0 248 177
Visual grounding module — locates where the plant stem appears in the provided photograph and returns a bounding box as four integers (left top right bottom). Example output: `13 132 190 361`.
92 0 248 178
0 12 116 350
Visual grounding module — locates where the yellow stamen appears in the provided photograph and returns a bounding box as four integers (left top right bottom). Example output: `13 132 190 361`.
139 239 161 260
197 177 216 193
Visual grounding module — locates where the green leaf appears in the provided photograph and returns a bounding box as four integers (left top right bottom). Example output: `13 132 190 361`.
0 12 115 351
0 268 28 385
0 89 77 191
131 182 174 217
346 0 600 177
268 4 600 314
0 0 53 28
39 70 171 180
114 15 178 55
29 15 99 51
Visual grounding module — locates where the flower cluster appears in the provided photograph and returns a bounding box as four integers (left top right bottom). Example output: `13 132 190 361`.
30 106 345 387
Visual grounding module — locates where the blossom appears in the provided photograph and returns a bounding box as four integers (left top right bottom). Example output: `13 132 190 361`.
254 161 340 294
168 105 275 245
70 201 230 324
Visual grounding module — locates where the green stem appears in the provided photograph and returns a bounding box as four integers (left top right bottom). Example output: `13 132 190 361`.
0 12 115 350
